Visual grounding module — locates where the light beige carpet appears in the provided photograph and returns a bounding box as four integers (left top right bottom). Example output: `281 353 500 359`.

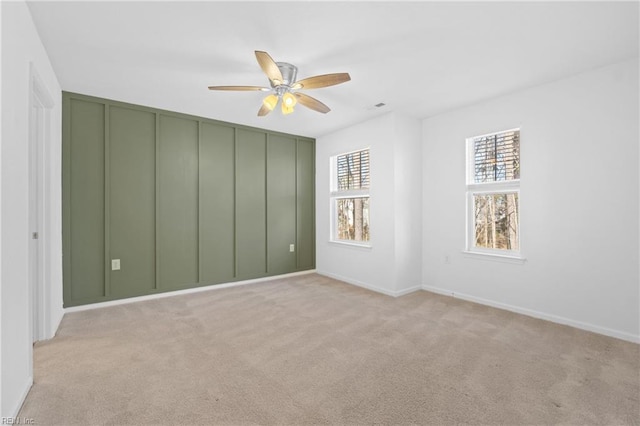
19 274 639 425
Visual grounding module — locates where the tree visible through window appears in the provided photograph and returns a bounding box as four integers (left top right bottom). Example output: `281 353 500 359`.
332 149 370 243
474 193 519 250
467 130 520 254
336 198 369 241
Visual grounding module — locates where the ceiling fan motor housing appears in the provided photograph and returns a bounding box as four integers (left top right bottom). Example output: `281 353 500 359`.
274 62 298 88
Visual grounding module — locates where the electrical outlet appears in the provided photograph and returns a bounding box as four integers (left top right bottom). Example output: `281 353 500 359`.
289 244 295 252
111 259 121 270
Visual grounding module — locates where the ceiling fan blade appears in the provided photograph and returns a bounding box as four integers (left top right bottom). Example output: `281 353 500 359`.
255 51 284 85
294 93 331 114
257 103 272 117
208 86 268 91
292 73 351 90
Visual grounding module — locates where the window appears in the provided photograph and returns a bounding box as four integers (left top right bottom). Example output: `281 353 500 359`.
331 148 370 244
466 129 520 256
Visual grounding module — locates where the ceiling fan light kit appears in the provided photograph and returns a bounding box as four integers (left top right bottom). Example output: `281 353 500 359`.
209 51 351 117
262 94 278 111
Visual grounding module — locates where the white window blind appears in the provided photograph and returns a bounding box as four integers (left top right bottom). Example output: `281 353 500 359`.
336 149 370 190
473 130 520 183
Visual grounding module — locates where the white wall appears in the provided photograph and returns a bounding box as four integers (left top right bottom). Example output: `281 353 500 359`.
1 1 63 417
422 59 639 342
393 115 423 293
316 112 422 296
0 0 4 414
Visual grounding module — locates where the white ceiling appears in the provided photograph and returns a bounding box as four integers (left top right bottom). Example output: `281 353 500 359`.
27 1 639 138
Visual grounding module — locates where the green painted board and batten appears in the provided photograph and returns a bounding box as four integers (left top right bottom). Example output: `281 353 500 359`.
157 115 199 290
109 106 156 298
62 92 315 307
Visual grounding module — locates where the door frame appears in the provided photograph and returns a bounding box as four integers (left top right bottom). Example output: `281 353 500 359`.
29 64 54 346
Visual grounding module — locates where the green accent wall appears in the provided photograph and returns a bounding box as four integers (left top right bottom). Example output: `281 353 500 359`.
158 115 199 290
62 92 315 307
235 129 268 279
267 135 297 275
109 106 156 298
199 123 236 284
296 139 316 270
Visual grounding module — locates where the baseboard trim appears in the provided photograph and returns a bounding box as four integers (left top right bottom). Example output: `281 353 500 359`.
317 271 421 298
9 376 33 419
65 270 316 313
422 284 640 344
396 285 423 297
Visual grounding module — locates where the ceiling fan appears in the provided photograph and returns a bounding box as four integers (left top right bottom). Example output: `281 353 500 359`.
208 51 351 116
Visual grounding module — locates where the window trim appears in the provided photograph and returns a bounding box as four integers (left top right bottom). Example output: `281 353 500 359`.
330 148 371 246
462 250 526 264
465 130 523 259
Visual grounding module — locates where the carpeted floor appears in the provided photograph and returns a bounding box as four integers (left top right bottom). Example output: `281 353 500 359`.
19 273 640 425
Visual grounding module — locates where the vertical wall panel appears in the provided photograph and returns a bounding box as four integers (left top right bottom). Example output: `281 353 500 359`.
267 135 297 274
68 99 105 301
109 106 156 297
199 123 235 283
63 93 315 306
236 129 267 278
297 139 315 270
158 115 199 289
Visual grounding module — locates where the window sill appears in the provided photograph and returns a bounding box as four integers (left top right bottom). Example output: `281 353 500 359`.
329 240 372 250
462 250 526 264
